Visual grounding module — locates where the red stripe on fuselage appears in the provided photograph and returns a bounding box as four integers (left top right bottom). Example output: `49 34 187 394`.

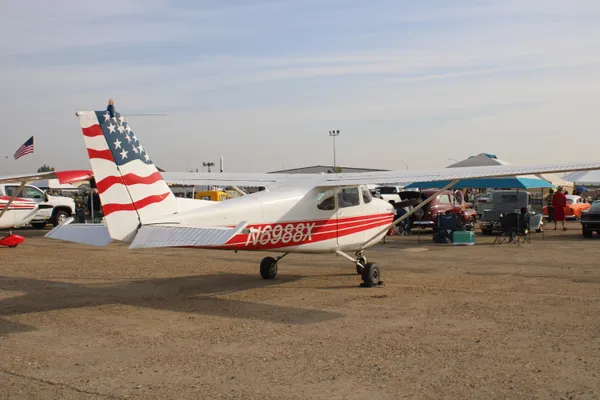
0 196 31 202
222 213 393 250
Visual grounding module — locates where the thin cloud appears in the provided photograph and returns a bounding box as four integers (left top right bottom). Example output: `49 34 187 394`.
1 0 600 173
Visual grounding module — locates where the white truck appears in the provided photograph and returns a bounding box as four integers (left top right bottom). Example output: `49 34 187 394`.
0 184 76 229
373 186 404 202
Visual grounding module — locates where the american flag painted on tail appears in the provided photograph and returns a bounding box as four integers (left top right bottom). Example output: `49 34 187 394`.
78 109 176 242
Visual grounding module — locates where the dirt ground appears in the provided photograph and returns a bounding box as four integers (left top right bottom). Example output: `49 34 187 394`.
1 222 599 400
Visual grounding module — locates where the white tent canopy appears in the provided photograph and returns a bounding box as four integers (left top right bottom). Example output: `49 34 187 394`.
564 170 600 187
447 153 572 189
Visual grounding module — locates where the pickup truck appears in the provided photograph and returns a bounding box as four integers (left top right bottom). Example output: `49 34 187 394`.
398 189 477 229
373 186 406 202
0 184 76 228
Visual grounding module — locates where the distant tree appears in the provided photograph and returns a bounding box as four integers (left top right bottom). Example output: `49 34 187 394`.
37 164 55 173
327 167 343 174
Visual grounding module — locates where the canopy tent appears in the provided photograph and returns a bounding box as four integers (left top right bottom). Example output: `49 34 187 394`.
563 170 600 187
447 153 571 190
404 176 554 190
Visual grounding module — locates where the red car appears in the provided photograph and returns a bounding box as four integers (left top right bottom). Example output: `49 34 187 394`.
398 190 477 229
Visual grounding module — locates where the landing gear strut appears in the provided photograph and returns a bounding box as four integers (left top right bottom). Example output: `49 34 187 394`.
259 253 288 280
355 251 367 275
338 250 383 287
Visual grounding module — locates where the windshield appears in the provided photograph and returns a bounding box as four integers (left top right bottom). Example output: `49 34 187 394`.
590 202 600 212
377 187 398 194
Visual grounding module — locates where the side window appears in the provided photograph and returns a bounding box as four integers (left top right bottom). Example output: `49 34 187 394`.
338 187 360 208
22 187 44 199
317 190 336 211
362 188 372 204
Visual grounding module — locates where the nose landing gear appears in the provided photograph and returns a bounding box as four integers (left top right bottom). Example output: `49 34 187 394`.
339 250 383 288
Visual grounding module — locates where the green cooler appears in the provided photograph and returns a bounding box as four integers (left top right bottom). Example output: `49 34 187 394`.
453 231 475 246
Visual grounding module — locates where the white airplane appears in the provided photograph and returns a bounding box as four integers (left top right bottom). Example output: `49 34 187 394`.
0 170 92 247
46 101 600 286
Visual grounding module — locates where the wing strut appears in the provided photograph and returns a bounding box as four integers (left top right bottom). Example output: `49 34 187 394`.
360 179 460 250
0 181 26 220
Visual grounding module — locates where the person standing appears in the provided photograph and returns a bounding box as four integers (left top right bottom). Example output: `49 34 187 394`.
552 186 567 231
545 188 554 223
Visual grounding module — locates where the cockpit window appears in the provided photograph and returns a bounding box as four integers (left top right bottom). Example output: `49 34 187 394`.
317 189 336 210
362 188 372 204
338 187 360 208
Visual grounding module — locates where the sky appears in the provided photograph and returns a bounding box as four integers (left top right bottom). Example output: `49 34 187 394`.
1 0 600 174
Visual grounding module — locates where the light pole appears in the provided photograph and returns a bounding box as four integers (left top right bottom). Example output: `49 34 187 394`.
329 130 340 172
203 161 215 173
402 161 408 170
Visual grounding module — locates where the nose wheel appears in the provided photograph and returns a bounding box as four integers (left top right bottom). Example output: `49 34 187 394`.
337 250 383 287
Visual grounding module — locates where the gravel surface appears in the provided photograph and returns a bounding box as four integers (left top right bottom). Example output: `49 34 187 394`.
1 222 599 399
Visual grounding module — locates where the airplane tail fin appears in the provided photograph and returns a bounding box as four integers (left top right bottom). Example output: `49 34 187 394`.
76 106 177 242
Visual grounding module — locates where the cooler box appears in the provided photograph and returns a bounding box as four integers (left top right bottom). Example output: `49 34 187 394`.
452 231 475 246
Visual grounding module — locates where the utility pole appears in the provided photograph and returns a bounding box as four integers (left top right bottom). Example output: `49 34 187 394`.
203 161 215 173
329 130 340 172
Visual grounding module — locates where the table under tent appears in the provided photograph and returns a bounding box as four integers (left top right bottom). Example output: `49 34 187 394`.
401 176 555 244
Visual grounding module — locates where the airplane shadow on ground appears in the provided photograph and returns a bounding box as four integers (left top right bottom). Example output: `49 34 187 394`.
0 273 344 337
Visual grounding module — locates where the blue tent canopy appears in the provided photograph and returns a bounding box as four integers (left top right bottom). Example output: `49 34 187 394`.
404 177 554 190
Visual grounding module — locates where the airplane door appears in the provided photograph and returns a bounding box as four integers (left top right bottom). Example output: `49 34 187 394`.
336 187 364 247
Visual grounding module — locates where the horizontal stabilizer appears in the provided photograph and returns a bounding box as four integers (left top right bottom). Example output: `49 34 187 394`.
45 218 113 247
129 222 247 249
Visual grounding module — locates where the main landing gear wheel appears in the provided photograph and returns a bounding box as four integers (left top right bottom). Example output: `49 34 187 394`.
260 256 278 279
361 263 381 287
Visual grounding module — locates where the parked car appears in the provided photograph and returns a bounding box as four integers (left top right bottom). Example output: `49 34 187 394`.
0 184 75 228
580 200 600 238
398 190 477 229
543 194 591 219
479 190 544 234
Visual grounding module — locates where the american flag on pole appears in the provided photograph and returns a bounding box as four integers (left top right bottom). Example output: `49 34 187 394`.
14 136 34 160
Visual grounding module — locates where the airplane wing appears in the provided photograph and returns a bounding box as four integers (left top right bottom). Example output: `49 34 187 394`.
160 162 600 188
314 162 600 186
0 170 93 185
161 172 312 188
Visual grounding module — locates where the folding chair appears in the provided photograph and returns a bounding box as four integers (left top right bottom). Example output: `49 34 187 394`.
493 213 530 245
433 213 458 244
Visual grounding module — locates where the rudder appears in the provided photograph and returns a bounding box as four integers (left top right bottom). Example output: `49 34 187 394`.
77 103 177 242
